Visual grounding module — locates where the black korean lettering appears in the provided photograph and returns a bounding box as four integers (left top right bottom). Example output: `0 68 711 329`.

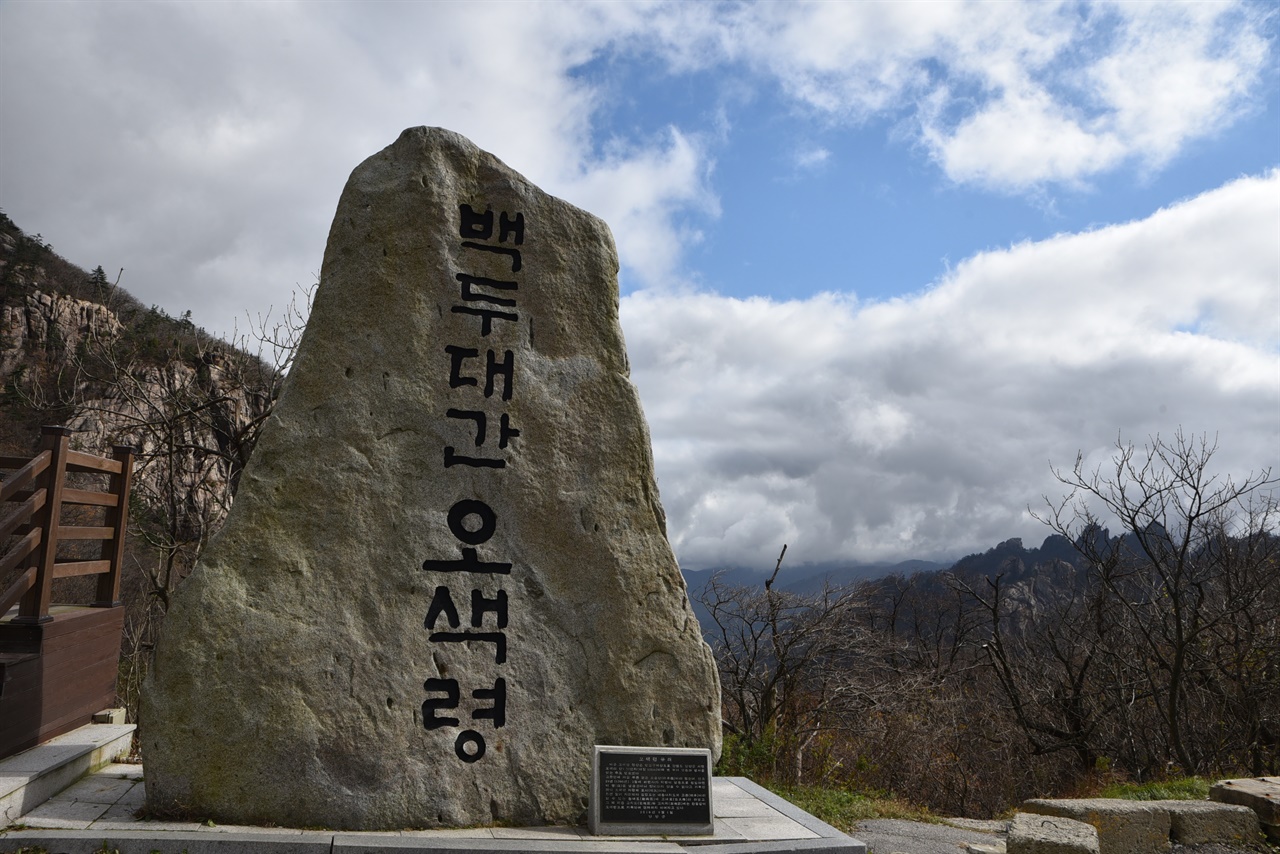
448 499 495 545
499 211 524 245
461 241 522 272
471 588 508 629
428 631 507 664
425 586 460 630
459 204 493 240
421 548 512 575
498 413 520 448
451 306 518 336
472 678 506 728
456 273 518 307
422 678 459 730
445 409 514 453
444 447 504 469
446 409 486 446
455 730 485 763
485 350 513 401
445 345 479 389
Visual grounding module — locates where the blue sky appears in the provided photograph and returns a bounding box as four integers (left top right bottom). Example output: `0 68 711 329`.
2 1 1277 569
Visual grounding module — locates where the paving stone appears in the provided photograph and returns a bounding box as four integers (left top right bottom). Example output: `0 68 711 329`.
1009 812 1100 854
722 815 822 840
116 781 146 806
333 836 684 851
90 800 144 826
1021 798 1168 854
97 761 145 780
490 825 587 839
399 827 497 838
715 797 785 817
58 773 136 804
14 796 111 829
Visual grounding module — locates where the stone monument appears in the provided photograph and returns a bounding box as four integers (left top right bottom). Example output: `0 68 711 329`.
142 127 721 830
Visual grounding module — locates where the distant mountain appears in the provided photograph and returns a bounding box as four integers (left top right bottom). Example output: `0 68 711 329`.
681 558 949 597
680 537 1095 637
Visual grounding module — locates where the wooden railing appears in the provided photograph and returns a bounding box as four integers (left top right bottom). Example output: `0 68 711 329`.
0 426 135 622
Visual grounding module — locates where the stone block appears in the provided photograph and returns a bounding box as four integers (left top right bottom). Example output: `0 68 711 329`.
92 708 126 725
1009 812 1099 854
1021 799 1168 854
1162 799 1260 846
1210 777 1279 825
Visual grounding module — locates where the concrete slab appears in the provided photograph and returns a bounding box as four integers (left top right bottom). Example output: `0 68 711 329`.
399 827 498 839
0 721 135 824
4 766 865 853
57 772 137 804
0 828 337 853
11 796 112 829
332 838 686 852
720 816 821 840
98 761 145 780
490 825 589 840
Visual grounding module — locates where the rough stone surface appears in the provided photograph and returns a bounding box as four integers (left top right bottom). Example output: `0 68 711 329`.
142 126 721 830
1021 799 1169 854
1162 801 1260 847
1008 812 1099 854
1210 778 1279 829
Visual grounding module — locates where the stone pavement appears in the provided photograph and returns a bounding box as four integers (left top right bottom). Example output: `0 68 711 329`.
1 760 865 854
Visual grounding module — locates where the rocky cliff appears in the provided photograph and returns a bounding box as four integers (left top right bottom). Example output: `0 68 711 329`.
0 211 279 607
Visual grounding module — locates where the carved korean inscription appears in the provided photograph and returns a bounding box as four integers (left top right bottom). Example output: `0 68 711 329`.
421 202 525 763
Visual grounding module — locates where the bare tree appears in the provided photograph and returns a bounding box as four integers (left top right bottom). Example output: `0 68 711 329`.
696 546 917 784
1036 430 1279 775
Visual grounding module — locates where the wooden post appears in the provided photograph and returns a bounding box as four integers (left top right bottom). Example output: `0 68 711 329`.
17 426 72 622
94 444 134 607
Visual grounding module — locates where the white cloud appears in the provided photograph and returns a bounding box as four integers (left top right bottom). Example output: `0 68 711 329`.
558 129 719 288
623 171 1280 568
644 0 1273 191
0 1 711 335
793 147 831 170
2 0 1270 343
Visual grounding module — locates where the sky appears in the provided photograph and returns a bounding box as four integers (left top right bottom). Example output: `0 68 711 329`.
2 0 1277 571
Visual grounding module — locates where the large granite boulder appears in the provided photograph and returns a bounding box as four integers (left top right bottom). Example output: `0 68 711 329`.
142 126 721 830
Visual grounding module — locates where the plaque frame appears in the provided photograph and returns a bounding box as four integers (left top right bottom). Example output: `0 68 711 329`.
589 744 714 836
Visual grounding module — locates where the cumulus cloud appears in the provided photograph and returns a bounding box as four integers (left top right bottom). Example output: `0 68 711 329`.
2 1 1271 340
623 171 1280 568
647 0 1272 191
0 1 713 335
